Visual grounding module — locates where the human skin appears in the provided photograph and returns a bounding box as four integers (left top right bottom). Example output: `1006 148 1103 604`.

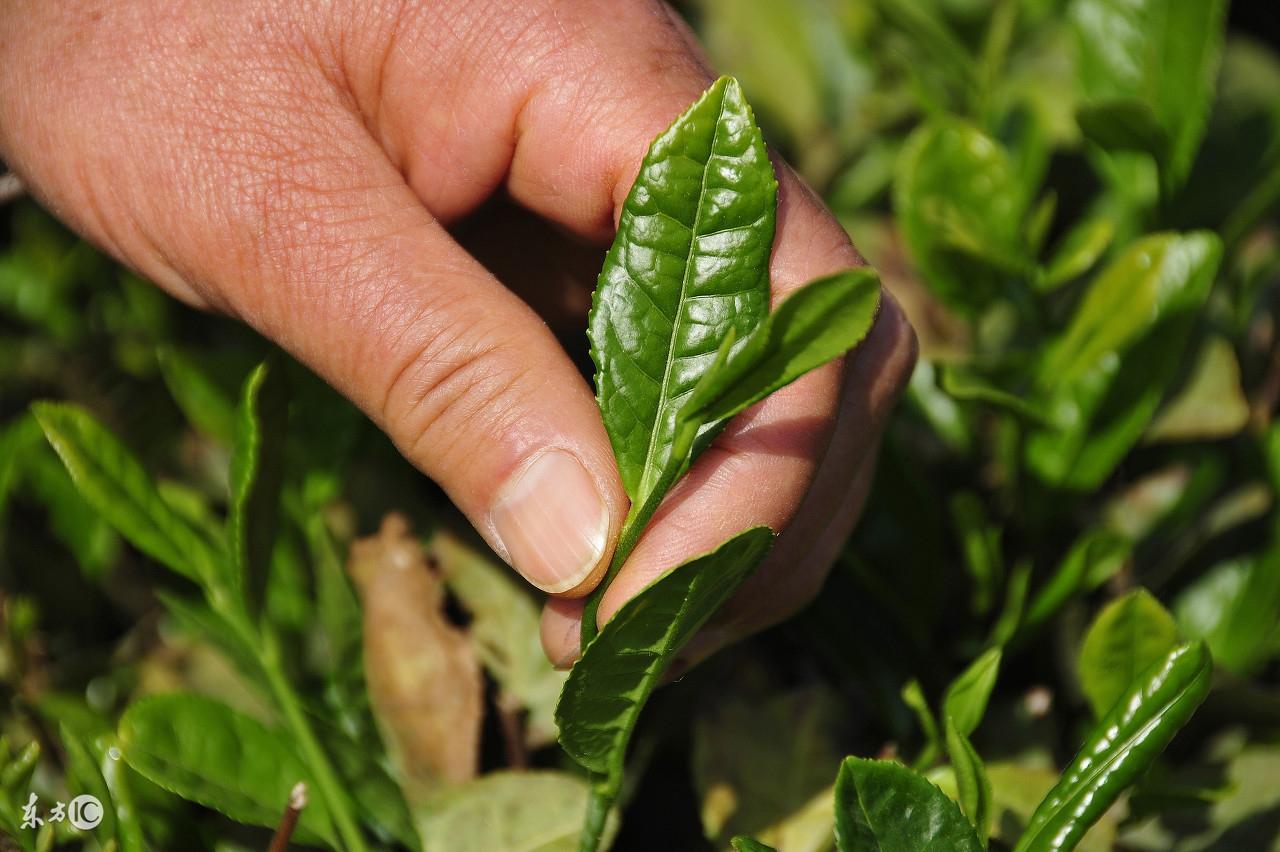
0 0 916 667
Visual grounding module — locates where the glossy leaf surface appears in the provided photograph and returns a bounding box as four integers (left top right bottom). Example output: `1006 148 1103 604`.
835 757 984 852
678 268 881 430
1014 642 1212 852
590 75 776 505
558 527 773 779
894 120 1031 313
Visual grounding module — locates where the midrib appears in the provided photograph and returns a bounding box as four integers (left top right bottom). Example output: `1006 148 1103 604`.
637 87 728 499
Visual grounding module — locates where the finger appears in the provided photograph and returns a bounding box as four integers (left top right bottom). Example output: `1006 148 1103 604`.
0 16 629 597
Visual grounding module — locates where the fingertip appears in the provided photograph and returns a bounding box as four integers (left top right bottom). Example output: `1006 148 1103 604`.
541 596 584 669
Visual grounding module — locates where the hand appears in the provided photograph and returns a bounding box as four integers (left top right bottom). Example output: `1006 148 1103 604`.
0 0 915 666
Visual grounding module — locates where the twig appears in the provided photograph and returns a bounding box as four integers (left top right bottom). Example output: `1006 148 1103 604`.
0 172 23 205
267 782 307 852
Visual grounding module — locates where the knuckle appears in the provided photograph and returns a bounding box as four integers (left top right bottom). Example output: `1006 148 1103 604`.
383 317 532 475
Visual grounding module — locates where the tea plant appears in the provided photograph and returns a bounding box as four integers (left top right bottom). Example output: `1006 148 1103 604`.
3 0 1280 849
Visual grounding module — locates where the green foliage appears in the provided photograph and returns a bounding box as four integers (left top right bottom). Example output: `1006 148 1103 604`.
3 0 1279 850
119 694 337 845
557 527 774 848
1078 588 1180 718
835 757 984 851
1014 642 1213 852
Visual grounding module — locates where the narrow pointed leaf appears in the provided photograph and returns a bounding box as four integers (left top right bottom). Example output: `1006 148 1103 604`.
1014 641 1212 852
945 718 993 845
835 757 984 851
679 268 882 429
944 650 1002 738
31 402 224 589
557 527 774 780
732 838 779 852
590 75 776 505
228 359 288 612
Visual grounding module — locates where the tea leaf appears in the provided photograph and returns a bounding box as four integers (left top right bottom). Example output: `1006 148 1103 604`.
1070 0 1227 190
1024 530 1131 631
835 757 984 851
945 718 992 845
59 723 119 844
1014 642 1212 852
732 838 780 852
895 119 1032 313
943 648 1002 738
228 358 288 612
590 75 775 507
1026 232 1223 490
1038 218 1115 292
678 268 881 431
1079 589 1180 718
412 771 612 852
558 527 773 849
31 402 224 591
118 693 336 845
1144 336 1249 443
157 346 237 445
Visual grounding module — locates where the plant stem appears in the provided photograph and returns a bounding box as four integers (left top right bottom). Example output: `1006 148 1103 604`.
578 777 614 852
580 493 657 646
259 630 368 852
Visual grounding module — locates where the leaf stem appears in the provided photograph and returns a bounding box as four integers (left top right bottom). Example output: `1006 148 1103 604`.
258 630 368 852
580 490 662 646
578 776 615 852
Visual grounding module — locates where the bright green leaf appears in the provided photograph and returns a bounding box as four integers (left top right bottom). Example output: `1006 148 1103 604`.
895 119 1033 313
1038 218 1115 292
834 757 984 852
157 346 237 445
902 679 941 770
945 718 992 845
59 723 119 844
1069 0 1228 190
227 359 288 613
1079 589 1180 718
678 268 882 435
557 527 773 850
118 693 336 845
1026 232 1223 490
943 648 1003 738
590 75 775 507
31 401 224 590
732 838 780 852
1014 642 1212 852
1024 530 1131 630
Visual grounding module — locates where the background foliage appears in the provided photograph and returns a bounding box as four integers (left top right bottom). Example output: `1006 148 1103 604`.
2 0 1279 849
